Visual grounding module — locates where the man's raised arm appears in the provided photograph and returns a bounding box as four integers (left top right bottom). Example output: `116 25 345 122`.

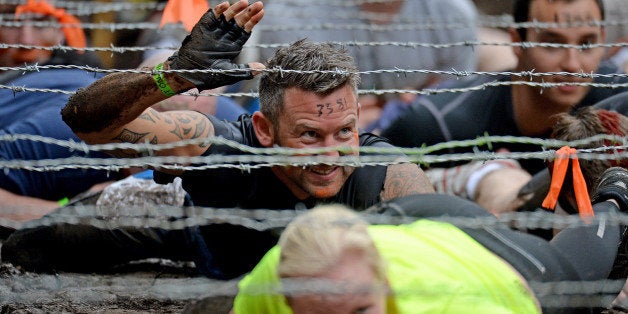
61 0 264 155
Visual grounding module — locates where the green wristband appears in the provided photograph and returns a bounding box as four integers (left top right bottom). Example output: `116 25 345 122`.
152 63 177 97
58 197 69 207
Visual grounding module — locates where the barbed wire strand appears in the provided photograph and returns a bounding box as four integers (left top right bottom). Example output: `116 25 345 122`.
0 0 626 309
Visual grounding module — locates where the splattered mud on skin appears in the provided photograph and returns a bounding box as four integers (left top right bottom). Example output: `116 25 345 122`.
61 71 189 134
62 73 150 134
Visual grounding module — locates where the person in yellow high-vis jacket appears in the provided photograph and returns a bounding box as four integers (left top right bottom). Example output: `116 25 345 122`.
233 168 628 313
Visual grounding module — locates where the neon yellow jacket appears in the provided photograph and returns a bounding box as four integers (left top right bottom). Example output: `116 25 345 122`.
233 220 540 314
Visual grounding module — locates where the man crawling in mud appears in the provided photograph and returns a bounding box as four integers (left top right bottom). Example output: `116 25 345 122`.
4 0 433 278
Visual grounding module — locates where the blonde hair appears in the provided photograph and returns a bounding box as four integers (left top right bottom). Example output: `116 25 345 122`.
278 204 386 282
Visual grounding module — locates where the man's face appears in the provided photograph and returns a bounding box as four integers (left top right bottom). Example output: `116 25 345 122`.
515 0 605 109
271 85 360 200
286 251 387 314
0 14 62 66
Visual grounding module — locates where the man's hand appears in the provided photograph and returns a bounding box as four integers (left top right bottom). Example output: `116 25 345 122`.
475 167 532 216
168 0 265 91
0 188 60 222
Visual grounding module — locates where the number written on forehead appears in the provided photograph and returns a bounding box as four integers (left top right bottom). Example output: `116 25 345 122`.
555 12 596 23
316 97 350 117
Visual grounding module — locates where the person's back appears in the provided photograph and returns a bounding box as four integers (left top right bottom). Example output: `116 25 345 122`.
0 69 98 127
0 68 122 221
0 1 120 222
232 180 628 313
0 104 116 201
234 212 540 313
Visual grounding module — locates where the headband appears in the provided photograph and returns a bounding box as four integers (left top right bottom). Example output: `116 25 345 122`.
15 0 85 50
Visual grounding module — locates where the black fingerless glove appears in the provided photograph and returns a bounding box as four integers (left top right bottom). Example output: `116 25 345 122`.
168 9 253 91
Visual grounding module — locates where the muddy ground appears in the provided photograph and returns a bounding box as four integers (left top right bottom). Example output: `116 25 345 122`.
0 255 237 313
0 194 239 313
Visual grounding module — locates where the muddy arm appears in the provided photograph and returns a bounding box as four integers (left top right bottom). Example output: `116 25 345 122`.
61 1 264 153
61 67 194 143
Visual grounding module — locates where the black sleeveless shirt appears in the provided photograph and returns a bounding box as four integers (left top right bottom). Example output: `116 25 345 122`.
155 114 393 211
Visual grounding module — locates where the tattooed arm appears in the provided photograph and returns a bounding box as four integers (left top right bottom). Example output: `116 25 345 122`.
105 108 214 158
61 1 264 158
61 66 213 158
380 163 435 201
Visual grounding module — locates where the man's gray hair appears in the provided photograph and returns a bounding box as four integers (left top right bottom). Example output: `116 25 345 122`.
258 39 360 125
